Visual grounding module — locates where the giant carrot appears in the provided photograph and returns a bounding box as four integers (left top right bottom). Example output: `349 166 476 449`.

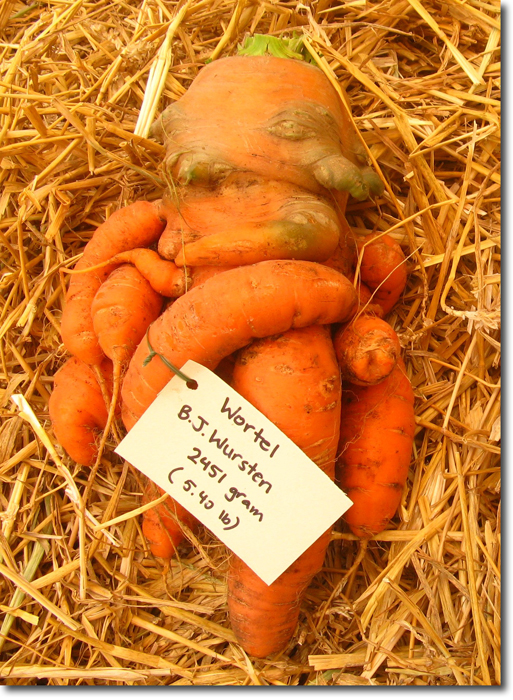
227 325 341 657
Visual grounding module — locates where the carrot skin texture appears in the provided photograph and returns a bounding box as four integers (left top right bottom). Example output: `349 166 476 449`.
232 326 341 472
227 326 341 657
49 357 113 466
337 359 415 538
61 201 166 365
190 265 237 289
214 353 236 385
333 315 401 386
321 212 357 278
121 260 357 430
358 234 407 315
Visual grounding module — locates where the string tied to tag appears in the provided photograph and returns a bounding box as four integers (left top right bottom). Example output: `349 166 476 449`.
143 327 198 389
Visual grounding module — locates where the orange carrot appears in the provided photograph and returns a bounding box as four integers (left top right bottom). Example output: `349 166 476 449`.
90 264 197 556
227 326 341 657
228 531 331 657
61 200 166 366
151 53 382 200
142 479 198 559
337 359 415 538
174 217 340 267
232 326 340 471
321 215 389 316
333 315 401 386
357 234 407 315
49 357 113 466
120 260 357 430
90 264 164 460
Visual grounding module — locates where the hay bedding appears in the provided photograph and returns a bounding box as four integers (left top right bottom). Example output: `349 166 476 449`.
0 0 500 687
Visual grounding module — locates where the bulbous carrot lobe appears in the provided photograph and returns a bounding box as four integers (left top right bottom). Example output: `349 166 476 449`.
358 234 407 315
152 55 382 200
158 174 342 265
334 315 401 386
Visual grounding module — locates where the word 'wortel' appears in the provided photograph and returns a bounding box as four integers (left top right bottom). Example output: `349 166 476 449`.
220 397 280 457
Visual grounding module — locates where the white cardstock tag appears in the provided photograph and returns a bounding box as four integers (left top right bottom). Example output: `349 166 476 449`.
116 360 352 585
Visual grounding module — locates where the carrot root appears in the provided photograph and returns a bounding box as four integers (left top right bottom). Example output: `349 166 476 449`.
227 326 341 657
337 359 415 538
174 219 339 267
312 154 383 201
357 234 407 315
228 530 332 658
49 357 113 466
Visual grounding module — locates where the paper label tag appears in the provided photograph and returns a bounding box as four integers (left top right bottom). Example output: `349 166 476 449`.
116 361 352 585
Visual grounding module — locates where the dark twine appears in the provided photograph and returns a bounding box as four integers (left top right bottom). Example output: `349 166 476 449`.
143 327 198 389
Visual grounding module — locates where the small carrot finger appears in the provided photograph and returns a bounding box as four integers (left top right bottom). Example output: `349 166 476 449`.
337 359 415 538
